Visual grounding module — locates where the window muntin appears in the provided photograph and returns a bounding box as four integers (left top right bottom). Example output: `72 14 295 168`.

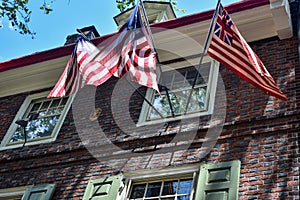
129 178 193 200
138 60 219 125
9 97 68 143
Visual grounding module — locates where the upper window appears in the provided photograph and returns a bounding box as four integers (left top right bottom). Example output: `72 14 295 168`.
138 60 219 125
0 91 73 149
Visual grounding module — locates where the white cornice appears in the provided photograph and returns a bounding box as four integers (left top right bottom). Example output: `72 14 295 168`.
0 56 68 98
269 0 293 39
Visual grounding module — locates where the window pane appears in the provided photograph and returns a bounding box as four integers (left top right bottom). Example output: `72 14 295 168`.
31 102 41 112
178 179 193 195
186 87 207 112
51 99 61 108
162 180 178 195
40 101 51 110
130 184 146 199
147 64 211 121
26 116 59 139
9 126 24 142
148 86 207 120
9 116 58 143
146 182 161 197
60 97 68 106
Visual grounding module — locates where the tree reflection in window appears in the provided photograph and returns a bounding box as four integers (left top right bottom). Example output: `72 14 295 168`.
148 64 210 120
9 97 68 143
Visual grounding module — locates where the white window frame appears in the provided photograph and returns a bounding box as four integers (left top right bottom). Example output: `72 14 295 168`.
0 91 74 150
124 164 200 200
138 58 219 126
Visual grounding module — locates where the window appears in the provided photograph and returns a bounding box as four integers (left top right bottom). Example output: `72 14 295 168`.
138 60 219 125
129 178 193 200
0 91 73 149
126 165 198 200
82 161 241 200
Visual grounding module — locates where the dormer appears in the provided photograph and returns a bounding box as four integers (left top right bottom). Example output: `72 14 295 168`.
114 1 176 28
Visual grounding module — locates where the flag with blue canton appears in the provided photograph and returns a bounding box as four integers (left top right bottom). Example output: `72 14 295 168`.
214 4 233 46
207 3 287 101
126 4 142 30
82 0 159 93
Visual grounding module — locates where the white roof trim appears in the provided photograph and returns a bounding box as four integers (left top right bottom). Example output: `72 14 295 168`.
270 0 293 39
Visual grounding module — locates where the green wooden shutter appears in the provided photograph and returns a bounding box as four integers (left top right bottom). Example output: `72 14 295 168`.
195 160 241 200
22 184 56 200
83 175 122 200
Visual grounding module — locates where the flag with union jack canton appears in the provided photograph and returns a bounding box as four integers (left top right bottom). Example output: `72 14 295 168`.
207 3 287 101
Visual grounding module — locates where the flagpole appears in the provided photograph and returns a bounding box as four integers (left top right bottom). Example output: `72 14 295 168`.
183 0 221 115
76 29 93 42
139 0 175 118
139 0 158 60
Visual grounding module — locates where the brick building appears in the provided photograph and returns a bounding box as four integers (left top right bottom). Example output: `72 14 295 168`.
0 0 299 199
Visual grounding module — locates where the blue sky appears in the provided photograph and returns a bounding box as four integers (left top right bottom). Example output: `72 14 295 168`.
0 0 238 62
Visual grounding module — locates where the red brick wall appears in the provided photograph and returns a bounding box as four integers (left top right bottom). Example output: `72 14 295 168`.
0 36 299 199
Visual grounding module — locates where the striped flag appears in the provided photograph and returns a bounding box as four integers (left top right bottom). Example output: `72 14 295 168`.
207 3 287 101
48 36 112 98
49 1 158 98
84 0 159 93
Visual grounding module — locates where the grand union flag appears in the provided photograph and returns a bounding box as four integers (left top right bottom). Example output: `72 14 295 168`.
207 3 287 101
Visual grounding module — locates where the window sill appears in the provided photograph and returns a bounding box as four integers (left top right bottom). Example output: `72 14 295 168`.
0 137 56 151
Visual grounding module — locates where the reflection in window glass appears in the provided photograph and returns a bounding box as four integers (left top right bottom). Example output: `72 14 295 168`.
178 179 193 195
129 178 192 200
9 97 68 143
147 65 211 120
130 184 146 199
162 180 177 195
146 182 161 197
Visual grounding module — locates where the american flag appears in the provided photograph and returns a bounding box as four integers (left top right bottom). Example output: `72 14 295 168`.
48 36 112 98
84 1 159 93
49 1 159 98
207 3 287 101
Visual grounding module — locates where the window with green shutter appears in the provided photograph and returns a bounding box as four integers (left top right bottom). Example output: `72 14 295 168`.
125 161 241 200
83 175 122 200
195 160 241 200
85 161 241 200
22 184 56 200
